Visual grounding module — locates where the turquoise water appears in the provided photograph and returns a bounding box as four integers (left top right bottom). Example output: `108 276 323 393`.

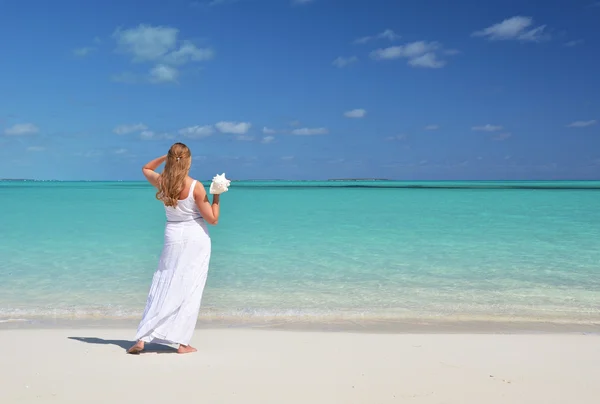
1 181 599 326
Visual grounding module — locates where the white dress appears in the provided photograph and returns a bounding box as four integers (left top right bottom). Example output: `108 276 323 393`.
135 180 211 346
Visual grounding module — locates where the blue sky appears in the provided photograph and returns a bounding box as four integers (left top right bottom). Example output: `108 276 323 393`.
1 0 599 180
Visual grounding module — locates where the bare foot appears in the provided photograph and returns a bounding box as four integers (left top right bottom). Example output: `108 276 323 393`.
177 344 197 354
127 341 145 355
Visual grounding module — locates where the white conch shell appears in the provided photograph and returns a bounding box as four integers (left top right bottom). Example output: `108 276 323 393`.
209 173 231 194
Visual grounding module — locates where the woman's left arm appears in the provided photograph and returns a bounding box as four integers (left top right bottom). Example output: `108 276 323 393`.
142 155 167 187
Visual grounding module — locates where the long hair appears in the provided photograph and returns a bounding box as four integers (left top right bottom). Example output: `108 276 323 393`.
156 142 192 207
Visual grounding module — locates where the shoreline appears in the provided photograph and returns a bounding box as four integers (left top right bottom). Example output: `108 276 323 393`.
2 316 599 334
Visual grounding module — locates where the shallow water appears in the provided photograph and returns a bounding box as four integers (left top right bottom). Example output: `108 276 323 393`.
1 180 599 327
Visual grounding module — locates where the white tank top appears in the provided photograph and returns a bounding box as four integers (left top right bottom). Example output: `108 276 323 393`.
164 180 203 222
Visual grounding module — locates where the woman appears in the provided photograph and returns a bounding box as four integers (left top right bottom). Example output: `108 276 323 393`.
127 142 221 354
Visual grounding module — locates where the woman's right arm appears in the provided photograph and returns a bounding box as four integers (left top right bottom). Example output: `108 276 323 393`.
142 155 167 188
193 181 220 225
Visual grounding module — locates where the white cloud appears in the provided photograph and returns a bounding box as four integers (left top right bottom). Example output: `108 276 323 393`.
263 127 276 134
73 47 94 57
262 135 275 144
162 41 214 65
344 109 367 118
112 24 213 77
564 39 584 47
472 124 503 132
290 127 328 135
408 52 446 68
355 29 401 44
149 64 179 83
472 16 548 42
332 56 358 68
114 148 128 154
567 120 597 128
27 146 45 152
424 124 439 130
370 41 448 69
4 123 40 136
179 125 214 138
215 121 252 134
113 123 148 135
371 41 440 60
114 24 179 62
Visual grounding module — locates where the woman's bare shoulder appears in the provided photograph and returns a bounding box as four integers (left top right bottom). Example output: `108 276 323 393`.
190 178 207 191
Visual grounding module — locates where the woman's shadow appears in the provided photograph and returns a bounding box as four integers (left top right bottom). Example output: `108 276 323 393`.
68 337 178 354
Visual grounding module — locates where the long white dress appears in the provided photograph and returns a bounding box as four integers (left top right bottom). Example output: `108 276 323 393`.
135 180 211 346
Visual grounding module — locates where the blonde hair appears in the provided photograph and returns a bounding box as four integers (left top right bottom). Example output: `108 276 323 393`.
156 142 192 207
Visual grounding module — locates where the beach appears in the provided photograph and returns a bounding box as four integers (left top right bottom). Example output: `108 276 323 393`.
1 327 599 403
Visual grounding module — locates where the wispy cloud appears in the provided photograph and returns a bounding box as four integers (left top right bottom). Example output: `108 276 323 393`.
149 64 179 83
114 148 128 155
370 41 448 68
443 49 461 55
179 125 214 138
281 155 295 160
113 123 148 135
332 56 358 68
291 0 314 5
215 121 252 134
472 16 549 42
113 25 179 61
263 127 276 134
355 29 400 44
162 41 214 65
472 124 503 132
139 130 174 140
408 52 446 68
492 132 512 141
424 124 439 130
344 109 366 118
291 127 328 135
564 39 584 47
261 135 275 144
567 120 597 128
386 134 408 141
4 123 39 136
371 41 440 59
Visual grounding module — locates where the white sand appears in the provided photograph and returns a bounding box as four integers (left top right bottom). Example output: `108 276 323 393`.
1 328 599 403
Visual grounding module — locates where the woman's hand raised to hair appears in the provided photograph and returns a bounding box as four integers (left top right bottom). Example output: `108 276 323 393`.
142 155 167 187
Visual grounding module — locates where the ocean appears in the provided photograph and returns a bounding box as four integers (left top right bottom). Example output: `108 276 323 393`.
1 180 599 330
